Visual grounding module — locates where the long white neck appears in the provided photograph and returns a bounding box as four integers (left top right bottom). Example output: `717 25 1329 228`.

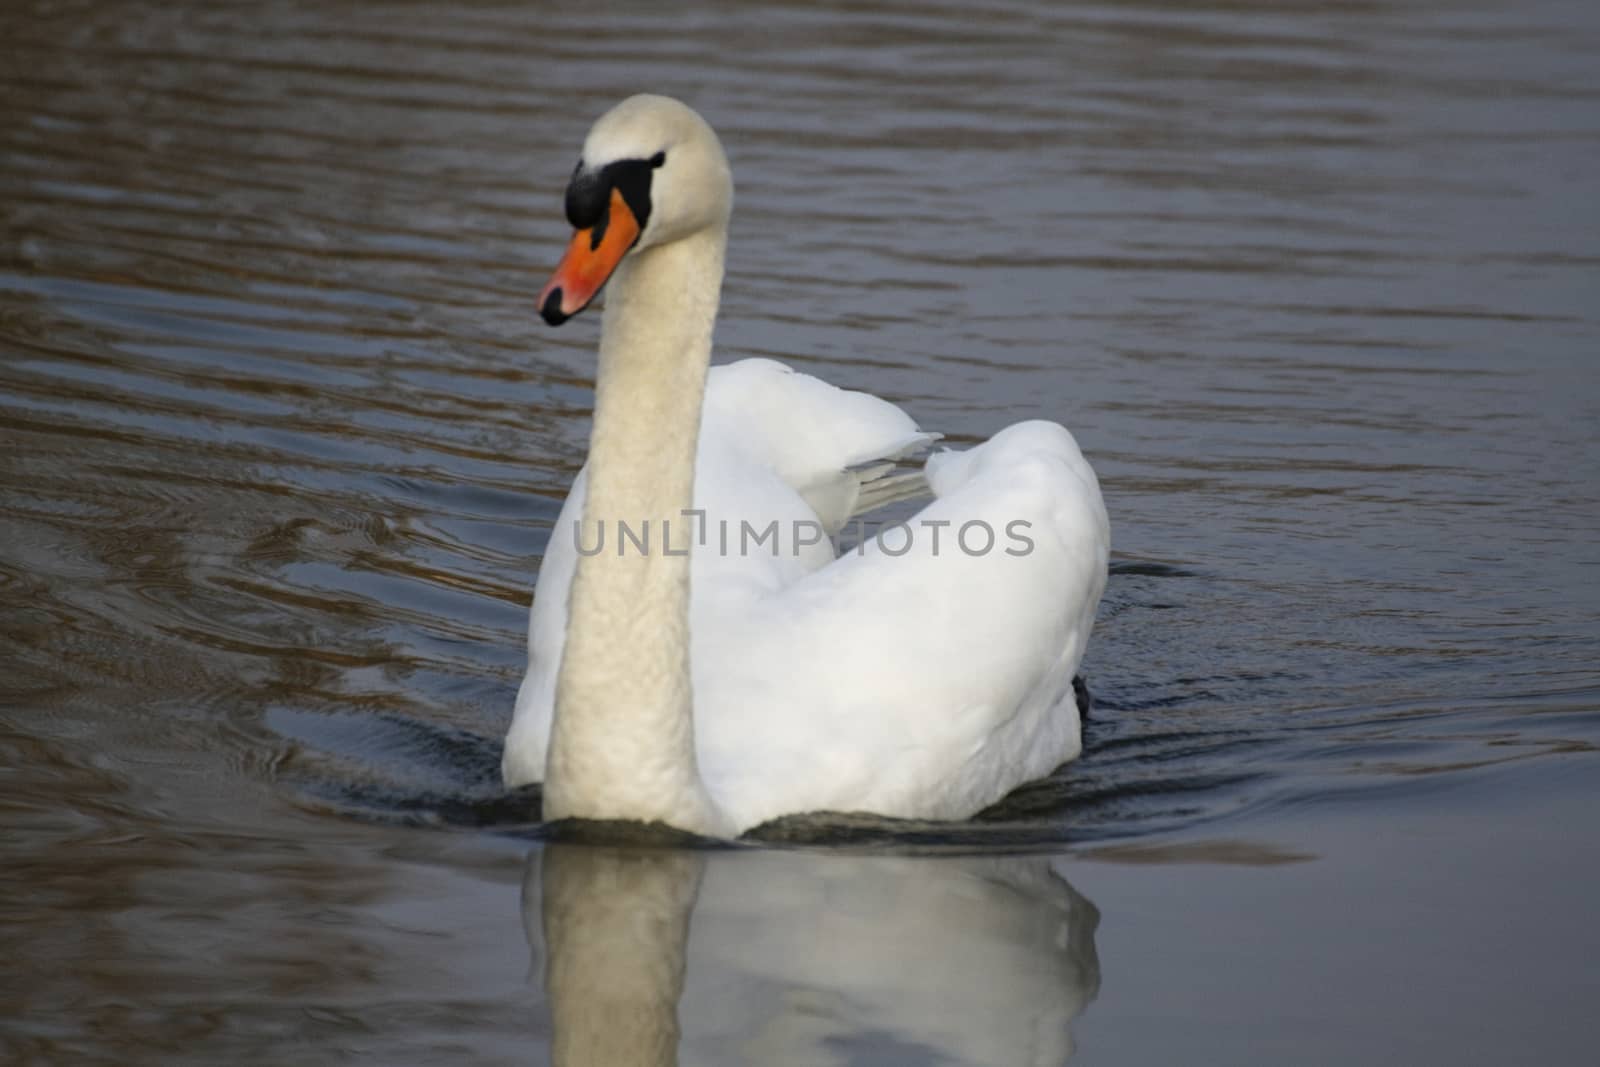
543 225 732 836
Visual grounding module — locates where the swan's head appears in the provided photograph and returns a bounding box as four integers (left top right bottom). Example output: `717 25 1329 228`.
538 95 732 326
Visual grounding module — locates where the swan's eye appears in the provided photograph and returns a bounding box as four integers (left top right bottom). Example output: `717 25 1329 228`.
650 151 666 168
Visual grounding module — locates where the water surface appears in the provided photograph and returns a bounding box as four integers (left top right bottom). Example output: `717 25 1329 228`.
3 0 1598 1063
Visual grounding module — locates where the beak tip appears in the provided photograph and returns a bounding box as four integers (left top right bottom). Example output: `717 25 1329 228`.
539 288 570 327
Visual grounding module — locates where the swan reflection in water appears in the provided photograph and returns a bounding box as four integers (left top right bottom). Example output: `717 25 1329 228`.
523 844 1101 1065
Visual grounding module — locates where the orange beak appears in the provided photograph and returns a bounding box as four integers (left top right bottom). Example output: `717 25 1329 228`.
538 187 641 325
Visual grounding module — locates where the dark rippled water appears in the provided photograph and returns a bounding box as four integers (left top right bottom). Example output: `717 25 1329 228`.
4 1 1598 1063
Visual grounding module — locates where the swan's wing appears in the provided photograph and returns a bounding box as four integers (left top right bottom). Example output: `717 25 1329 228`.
693 420 1111 830
702 359 939 534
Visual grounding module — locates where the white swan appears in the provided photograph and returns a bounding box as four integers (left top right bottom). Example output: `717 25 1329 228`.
502 95 1109 836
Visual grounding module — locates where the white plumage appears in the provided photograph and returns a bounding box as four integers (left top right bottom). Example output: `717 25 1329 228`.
502 96 1109 835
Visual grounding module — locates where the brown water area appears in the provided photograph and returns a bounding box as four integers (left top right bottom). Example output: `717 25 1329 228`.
3 1 1598 1064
